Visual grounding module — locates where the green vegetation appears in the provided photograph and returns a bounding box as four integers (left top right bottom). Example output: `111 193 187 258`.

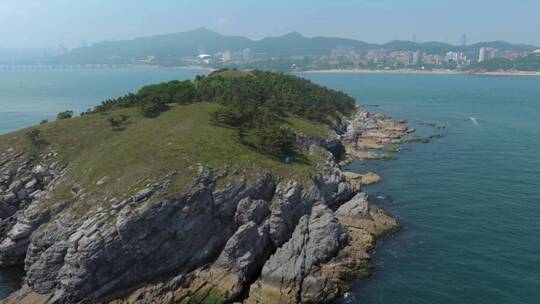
139 98 169 117
84 69 354 158
57 110 74 120
25 129 42 144
4 103 323 215
25 128 47 159
107 114 129 130
354 260 373 279
384 145 400 152
188 290 226 304
469 55 540 72
403 136 430 144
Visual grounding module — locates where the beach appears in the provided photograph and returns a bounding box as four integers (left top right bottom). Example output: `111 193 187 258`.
300 68 540 77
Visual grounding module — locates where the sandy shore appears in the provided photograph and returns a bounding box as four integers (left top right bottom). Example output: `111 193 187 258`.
298 68 540 77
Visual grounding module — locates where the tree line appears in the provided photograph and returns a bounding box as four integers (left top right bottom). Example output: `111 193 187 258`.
81 69 356 158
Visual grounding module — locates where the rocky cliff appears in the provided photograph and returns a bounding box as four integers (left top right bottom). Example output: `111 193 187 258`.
0 106 407 304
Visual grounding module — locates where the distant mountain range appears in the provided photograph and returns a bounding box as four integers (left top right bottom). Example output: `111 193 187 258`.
48 28 538 64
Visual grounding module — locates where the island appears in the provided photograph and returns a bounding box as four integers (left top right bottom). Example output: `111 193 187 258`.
0 69 413 304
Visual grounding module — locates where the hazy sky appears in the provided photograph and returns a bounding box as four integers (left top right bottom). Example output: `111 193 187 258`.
1 0 539 48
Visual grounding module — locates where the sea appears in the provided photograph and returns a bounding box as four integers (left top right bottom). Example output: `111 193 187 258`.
0 68 539 303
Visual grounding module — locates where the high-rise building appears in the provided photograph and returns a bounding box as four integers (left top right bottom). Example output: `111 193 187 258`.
478 47 487 62
461 34 467 46
222 51 232 63
487 48 497 60
412 50 422 65
479 47 498 62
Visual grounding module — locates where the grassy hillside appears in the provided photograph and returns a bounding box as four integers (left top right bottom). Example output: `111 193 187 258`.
1 70 356 217
2 102 333 216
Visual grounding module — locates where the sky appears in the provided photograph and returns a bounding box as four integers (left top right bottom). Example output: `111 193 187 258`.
1 0 539 48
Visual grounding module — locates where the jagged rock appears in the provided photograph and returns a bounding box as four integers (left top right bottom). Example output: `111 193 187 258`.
7 181 23 194
267 181 305 246
24 179 38 191
235 198 270 226
336 193 369 218
184 221 273 302
132 187 153 202
246 205 349 304
344 171 383 192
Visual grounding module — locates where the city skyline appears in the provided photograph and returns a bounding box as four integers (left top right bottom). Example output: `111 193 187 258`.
0 0 539 48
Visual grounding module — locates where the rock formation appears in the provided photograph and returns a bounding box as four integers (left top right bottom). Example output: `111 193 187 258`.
0 105 409 304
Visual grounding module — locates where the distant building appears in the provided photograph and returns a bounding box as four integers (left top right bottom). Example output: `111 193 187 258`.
222 51 232 63
445 51 459 63
366 49 386 63
479 47 498 62
461 34 467 46
412 51 422 65
478 47 487 62
242 48 253 62
198 54 212 64
423 54 443 65
388 51 413 66
487 48 497 60
533 50 540 56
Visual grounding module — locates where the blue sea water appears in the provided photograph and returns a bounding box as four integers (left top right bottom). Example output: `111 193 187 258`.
0 68 203 134
304 73 540 304
0 69 539 303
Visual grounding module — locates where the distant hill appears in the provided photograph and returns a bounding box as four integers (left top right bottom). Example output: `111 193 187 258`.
48 28 538 64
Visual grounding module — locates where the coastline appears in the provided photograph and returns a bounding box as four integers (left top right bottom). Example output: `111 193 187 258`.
298 68 540 77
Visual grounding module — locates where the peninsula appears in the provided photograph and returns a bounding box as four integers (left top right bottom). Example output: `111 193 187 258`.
0 69 413 304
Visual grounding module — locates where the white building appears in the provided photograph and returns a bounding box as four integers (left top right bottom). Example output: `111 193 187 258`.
197 54 212 64
479 47 497 62
478 47 487 62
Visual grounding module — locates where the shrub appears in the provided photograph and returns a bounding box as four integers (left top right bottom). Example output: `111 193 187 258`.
139 98 169 118
107 114 129 130
253 124 296 158
57 110 74 120
26 129 42 144
25 129 46 158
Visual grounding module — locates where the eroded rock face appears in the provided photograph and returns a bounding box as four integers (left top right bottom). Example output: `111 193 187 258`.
0 108 403 304
246 205 349 304
0 151 64 268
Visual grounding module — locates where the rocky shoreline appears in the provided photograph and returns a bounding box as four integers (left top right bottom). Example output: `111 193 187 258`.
0 106 412 304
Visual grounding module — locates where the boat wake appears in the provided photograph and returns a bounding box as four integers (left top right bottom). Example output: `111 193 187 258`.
470 117 480 126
